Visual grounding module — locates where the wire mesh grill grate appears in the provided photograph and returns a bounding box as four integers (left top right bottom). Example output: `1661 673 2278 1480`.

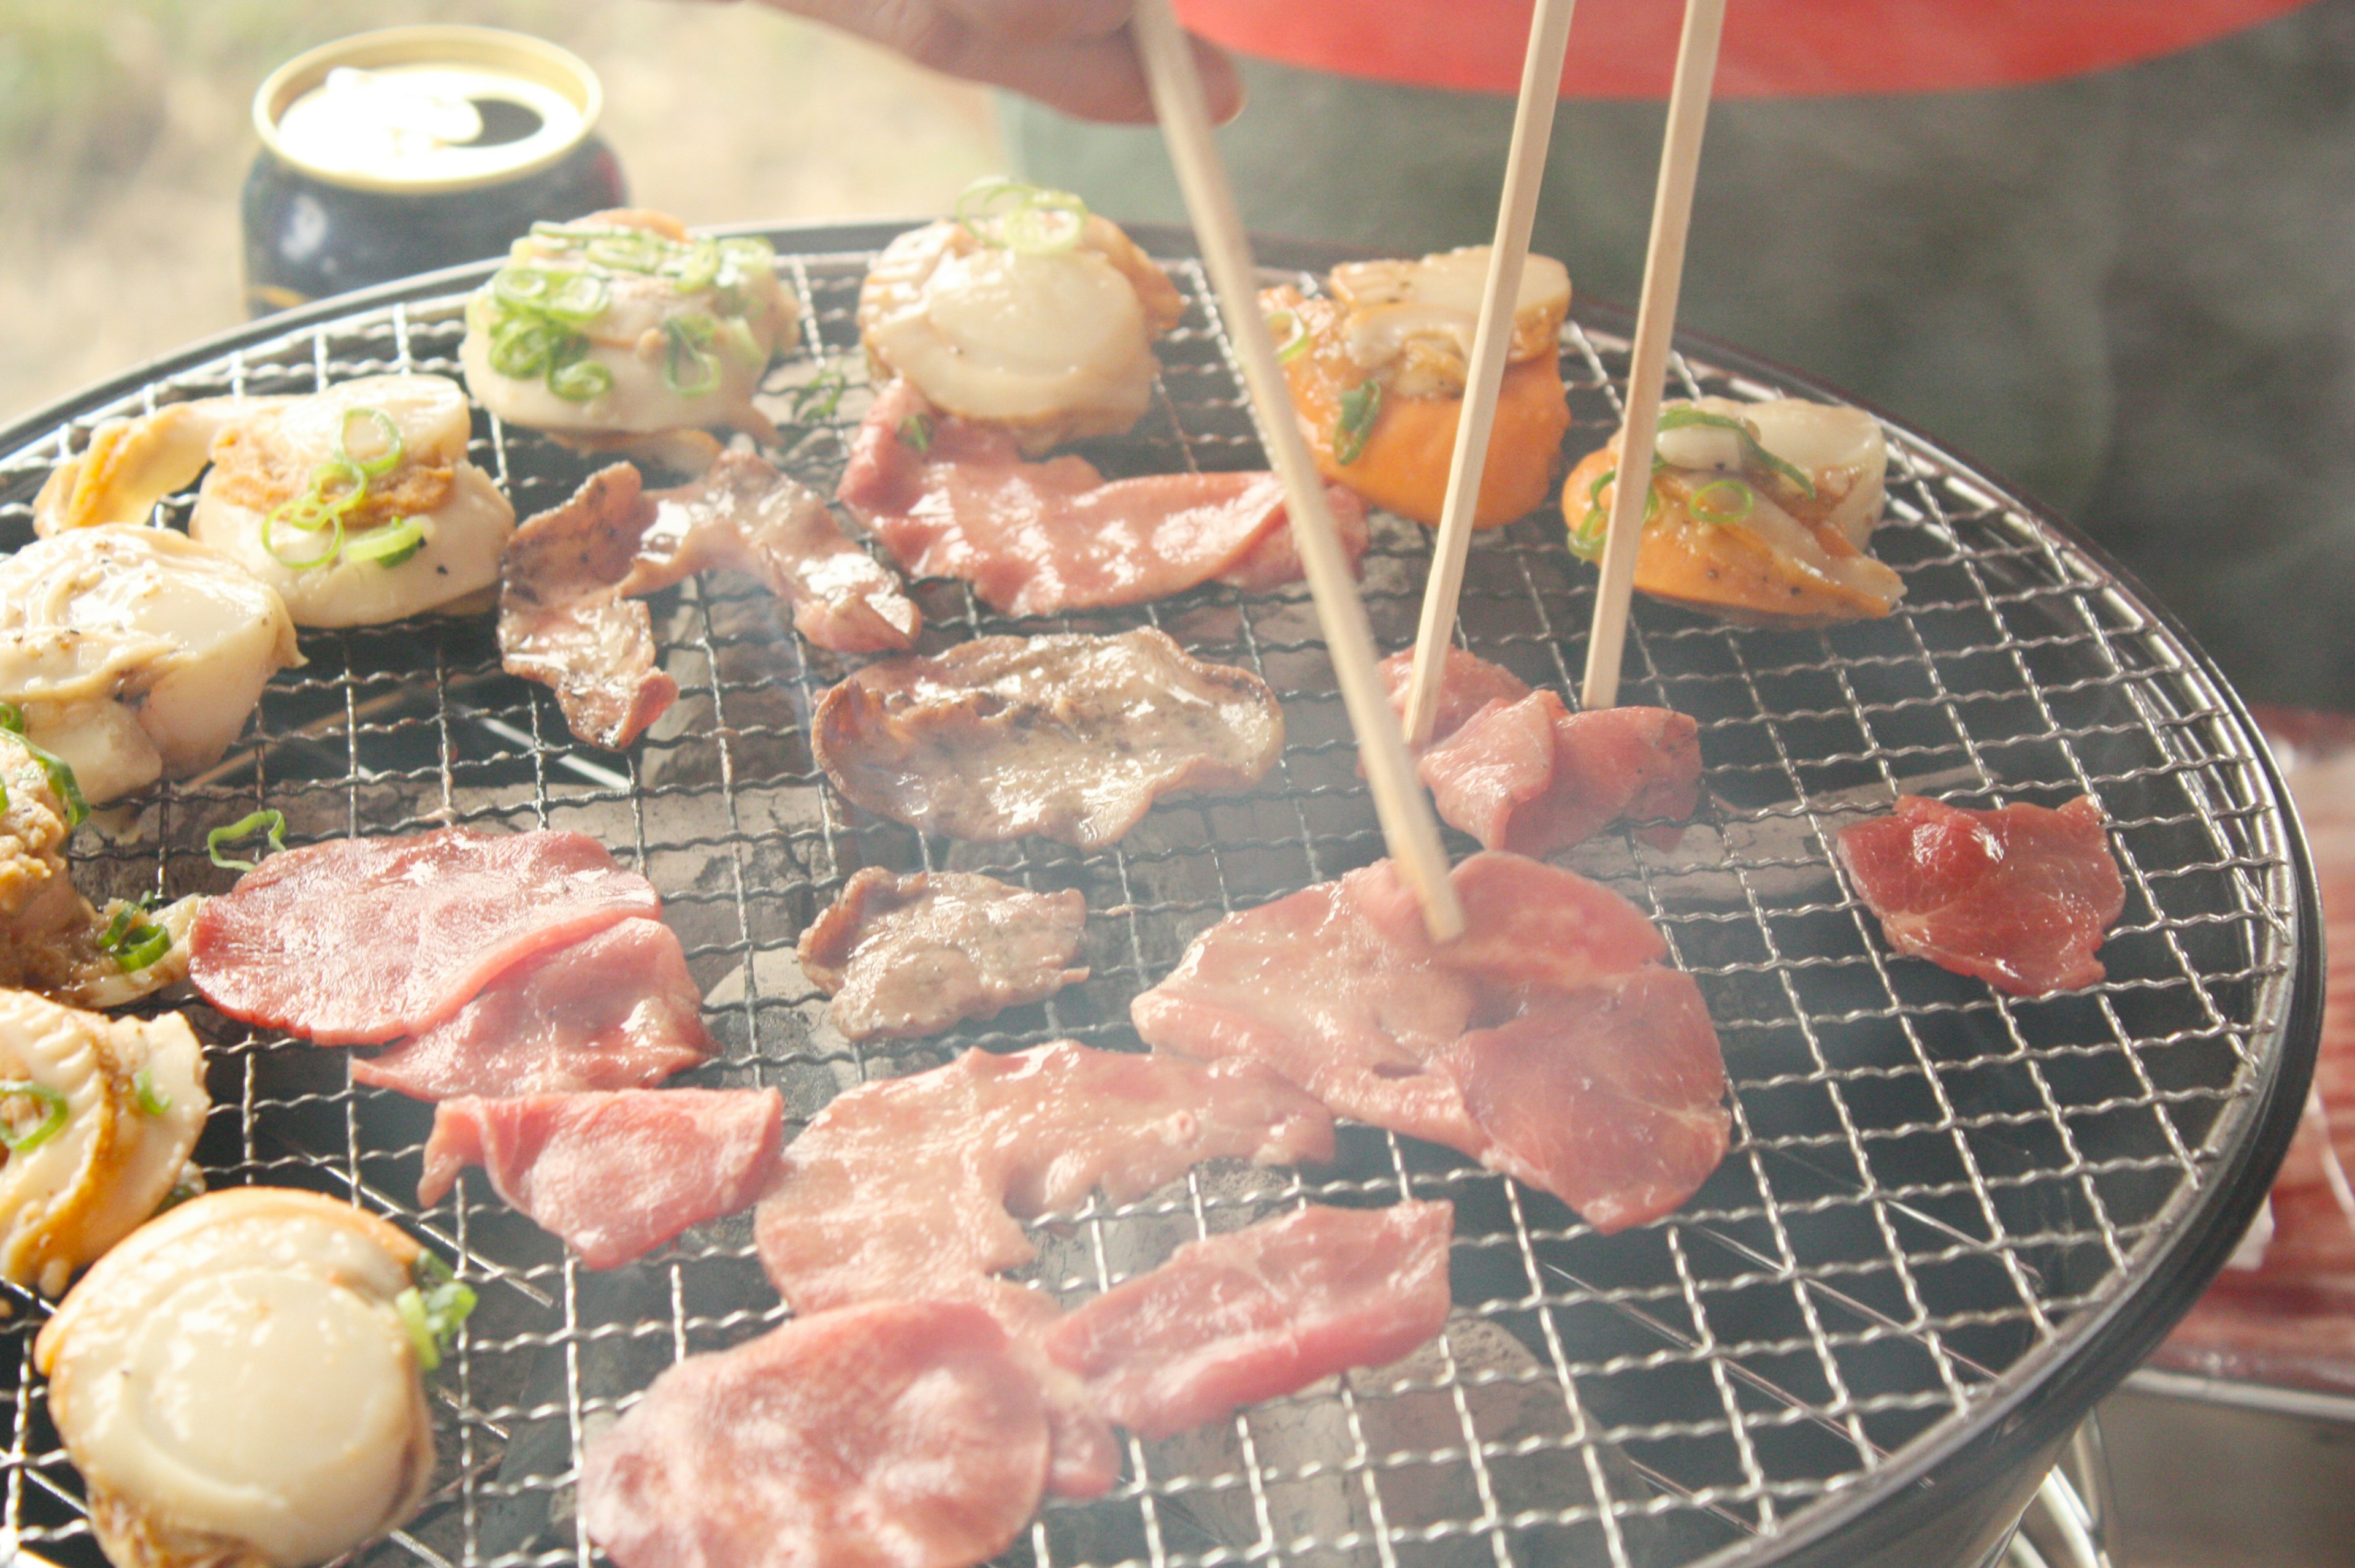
0 234 2307 1568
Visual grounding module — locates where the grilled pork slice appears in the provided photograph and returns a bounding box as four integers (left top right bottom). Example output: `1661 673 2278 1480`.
797 867 1087 1041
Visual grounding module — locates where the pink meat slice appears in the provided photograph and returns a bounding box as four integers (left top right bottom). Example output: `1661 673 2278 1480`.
189 828 662 1046
1439 970 1729 1233
840 381 1369 616
1415 692 1701 855
1135 851 1728 1233
753 1039 1334 1497
797 867 1088 1041
1835 794 2125 995
579 1300 1048 1568
418 1087 783 1268
1041 1201 1454 1437
1377 646 1532 746
353 917 714 1099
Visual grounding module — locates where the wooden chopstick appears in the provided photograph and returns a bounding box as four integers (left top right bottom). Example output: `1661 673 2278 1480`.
1401 0 1580 750
1132 0 1466 943
1580 0 1728 710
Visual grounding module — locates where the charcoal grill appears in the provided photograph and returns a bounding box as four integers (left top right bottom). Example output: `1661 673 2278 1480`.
0 221 2319 1568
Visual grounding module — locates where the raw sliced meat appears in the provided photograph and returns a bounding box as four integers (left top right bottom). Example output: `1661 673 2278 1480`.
1042 1201 1453 1438
189 828 662 1046
1440 970 1729 1233
840 381 1369 616
1836 794 2125 995
418 1087 783 1268
1135 851 1728 1233
1378 646 1531 746
578 1300 1047 1568
797 868 1086 1041
354 917 713 1099
1417 692 1701 855
812 629 1283 847
502 456 921 749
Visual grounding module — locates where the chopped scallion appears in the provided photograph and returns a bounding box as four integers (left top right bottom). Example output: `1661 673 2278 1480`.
396 1252 477 1372
132 1068 171 1117
1333 379 1383 466
898 413 933 454
0 706 88 828
1689 476 1757 525
337 407 404 479
661 314 721 396
0 1081 69 1153
344 516 427 568
207 809 287 873
1656 405 1817 501
98 896 170 973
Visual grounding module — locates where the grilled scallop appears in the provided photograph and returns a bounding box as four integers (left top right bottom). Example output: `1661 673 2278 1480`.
0 989 207 1296
1564 396 1902 627
0 526 299 806
460 208 795 446
36 1190 441 1568
859 186 1185 455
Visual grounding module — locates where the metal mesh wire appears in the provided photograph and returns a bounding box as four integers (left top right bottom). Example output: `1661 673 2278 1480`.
0 237 2306 1568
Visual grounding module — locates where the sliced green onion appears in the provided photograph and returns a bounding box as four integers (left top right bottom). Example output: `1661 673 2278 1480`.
661 314 721 396
549 354 615 403
1333 378 1383 465
1002 189 1088 256
492 266 556 312
156 1166 203 1213
1568 463 1664 562
954 175 1031 233
1267 309 1310 364
0 1082 69 1153
337 407 404 479
543 271 611 326
344 516 427 568
718 317 765 369
396 1252 477 1373
588 231 664 273
1689 476 1756 525
263 506 343 570
665 237 722 294
98 897 170 973
898 413 933 454
0 706 88 828
489 316 567 380
208 809 287 873
132 1067 171 1116
717 235 775 286
1656 405 1818 500
788 367 848 423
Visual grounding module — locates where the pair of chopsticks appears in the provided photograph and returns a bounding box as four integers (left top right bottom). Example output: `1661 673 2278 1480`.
1132 0 1727 940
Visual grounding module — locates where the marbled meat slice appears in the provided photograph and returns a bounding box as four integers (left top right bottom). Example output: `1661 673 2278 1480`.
1135 851 1726 1233
354 917 714 1099
811 629 1283 847
1042 1201 1453 1438
501 456 919 749
1377 646 1531 746
189 828 661 1046
1417 692 1701 855
578 1300 1047 1568
797 867 1087 1041
1836 794 2125 995
1441 970 1729 1233
841 381 1369 616
418 1087 783 1268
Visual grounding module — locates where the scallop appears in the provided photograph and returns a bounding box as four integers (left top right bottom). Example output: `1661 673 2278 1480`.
0 989 207 1296
858 210 1185 455
36 1189 438 1568
1652 396 1888 548
0 526 299 805
186 374 516 627
1327 246 1571 400
459 208 795 445
33 399 285 537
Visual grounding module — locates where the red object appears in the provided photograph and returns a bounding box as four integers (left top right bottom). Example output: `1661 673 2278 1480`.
418 1088 783 1269
578 1301 1049 1568
189 828 661 1046
1043 1201 1455 1437
1178 0 2315 100
1379 646 1533 743
1418 691 1700 857
354 918 713 1100
840 382 1368 615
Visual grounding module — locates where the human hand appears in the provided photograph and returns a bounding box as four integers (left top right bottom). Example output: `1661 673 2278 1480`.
751 0 1241 123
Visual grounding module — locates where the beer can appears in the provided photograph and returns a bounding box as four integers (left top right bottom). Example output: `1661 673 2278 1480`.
243 26 629 316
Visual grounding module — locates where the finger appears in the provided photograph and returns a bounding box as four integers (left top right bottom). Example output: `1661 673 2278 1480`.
938 0 1132 45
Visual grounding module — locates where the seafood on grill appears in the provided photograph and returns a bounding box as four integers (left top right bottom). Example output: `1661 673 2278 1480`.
36 1189 459 1568
1041 1200 1454 1440
0 737 199 1010
419 1088 784 1268
499 455 920 751
1836 794 2126 995
858 183 1185 454
581 1300 1050 1568
811 629 1284 848
1565 395 1902 626
353 917 713 1100
36 375 518 628
798 867 1087 1042
190 828 662 1046
1263 245 1573 528
461 209 795 445
0 526 298 806
754 1039 1334 1496
0 989 207 1296
1380 647 1701 855
1133 851 1731 1234
838 381 1368 615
